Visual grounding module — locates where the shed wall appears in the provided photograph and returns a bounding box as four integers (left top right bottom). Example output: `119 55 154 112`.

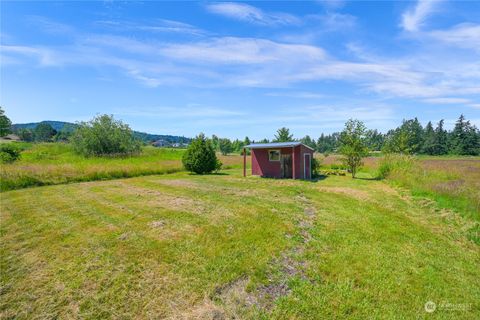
251 145 314 179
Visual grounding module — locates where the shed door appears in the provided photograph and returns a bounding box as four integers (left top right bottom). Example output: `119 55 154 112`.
304 154 311 180
281 154 292 178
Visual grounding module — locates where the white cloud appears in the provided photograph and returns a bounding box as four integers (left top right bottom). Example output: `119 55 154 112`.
401 0 438 32
265 91 325 99
423 97 471 104
3 15 479 103
161 37 326 64
308 12 356 30
429 23 480 51
206 2 300 26
95 19 207 36
0 45 58 66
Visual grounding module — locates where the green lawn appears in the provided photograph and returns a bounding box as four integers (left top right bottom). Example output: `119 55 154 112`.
1 169 478 319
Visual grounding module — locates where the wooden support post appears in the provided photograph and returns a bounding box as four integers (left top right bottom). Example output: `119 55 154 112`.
292 146 296 179
243 148 246 177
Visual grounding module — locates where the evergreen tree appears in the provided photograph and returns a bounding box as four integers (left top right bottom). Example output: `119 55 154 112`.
274 127 293 142
300 135 316 149
433 120 448 155
182 133 220 174
316 133 339 153
365 129 385 151
421 122 436 155
450 115 480 155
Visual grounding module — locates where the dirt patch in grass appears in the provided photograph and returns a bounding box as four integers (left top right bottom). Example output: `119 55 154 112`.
173 277 255 320
318 186 370 201
170 299 226 320
149 220 166 228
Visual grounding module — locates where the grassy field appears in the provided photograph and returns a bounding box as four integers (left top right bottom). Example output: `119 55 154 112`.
0 143 246 191
320 154 480 223
1 169 479 319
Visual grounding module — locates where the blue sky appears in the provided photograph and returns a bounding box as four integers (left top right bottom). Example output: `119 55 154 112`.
1 1 479 140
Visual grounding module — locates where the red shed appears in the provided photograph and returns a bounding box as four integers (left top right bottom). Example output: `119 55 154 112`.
243 142 315 180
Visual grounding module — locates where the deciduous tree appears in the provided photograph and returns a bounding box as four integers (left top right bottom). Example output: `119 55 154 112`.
339 119 369 178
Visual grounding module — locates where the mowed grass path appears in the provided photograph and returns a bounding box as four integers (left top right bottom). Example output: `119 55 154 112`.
1 170 479 319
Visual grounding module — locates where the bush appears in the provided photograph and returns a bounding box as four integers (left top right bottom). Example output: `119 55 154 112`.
0 144 21 163
182 133 220 174
311 157 321 178
71 115 141 157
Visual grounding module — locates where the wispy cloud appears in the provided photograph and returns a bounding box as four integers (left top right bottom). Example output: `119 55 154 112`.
265 91 325 99
423 97 472 104
429 23 480 51
0 45 58 66
95 19 207 36
206 2 300 26
4 15 480 104
401 0 438 32
26 15 74 35
161 37 326 64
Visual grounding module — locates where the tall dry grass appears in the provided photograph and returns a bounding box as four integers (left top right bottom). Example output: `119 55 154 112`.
378 155 480 222
0 143 185 191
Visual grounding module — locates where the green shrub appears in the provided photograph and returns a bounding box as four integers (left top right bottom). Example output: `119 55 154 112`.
311 157 321 178
0 144 21 163
71 114 141 157
182 133 219 174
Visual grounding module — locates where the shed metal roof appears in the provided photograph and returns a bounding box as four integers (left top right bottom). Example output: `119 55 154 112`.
244 142 315 151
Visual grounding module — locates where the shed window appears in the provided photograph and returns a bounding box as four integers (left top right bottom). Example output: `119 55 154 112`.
268 150 280 161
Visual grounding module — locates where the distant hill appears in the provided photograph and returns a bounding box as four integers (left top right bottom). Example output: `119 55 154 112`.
12 121 191 144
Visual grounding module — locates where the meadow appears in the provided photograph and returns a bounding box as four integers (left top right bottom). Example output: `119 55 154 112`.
0 143 245 191
1 143 479 318
320 154 480 224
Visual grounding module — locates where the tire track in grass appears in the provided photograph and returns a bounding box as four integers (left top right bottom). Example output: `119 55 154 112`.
178 192 317 319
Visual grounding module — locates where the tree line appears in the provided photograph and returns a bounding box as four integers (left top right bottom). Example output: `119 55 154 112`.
307 115 479 156
1 106 479 157
206 115 480 156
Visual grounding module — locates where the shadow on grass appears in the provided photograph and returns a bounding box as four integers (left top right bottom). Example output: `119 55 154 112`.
310 175 329 182
187 172 230 176
257 175 329 182
355 177 380 181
